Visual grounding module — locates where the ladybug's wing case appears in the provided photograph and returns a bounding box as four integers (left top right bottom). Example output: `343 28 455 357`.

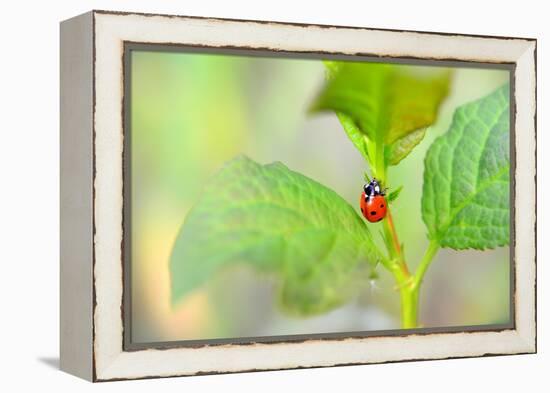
360 192 369 219
364 195 387 223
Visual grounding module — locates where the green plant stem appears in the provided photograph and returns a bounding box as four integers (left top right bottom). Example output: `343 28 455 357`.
371 153 418 328
399 285 419 328
382 206 418 328
372 149 438 329
384 209 409 276
386 253 416 328
394 240 440 328
412 240 440 291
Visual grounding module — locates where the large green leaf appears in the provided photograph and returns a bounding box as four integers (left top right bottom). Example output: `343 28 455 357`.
311 62 450 165
170 156 384 315
323 61 370 161
422 84 510 250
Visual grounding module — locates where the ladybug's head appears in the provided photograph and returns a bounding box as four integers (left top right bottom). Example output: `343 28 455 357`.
364 183 374 197
364 178 382 196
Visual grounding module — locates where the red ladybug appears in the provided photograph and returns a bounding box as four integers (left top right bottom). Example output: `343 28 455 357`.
360 178 387 223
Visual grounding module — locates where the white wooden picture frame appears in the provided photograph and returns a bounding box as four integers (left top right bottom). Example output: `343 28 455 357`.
60 10 536 382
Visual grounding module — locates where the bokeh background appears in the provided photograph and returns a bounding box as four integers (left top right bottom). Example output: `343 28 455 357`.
130 49 510 343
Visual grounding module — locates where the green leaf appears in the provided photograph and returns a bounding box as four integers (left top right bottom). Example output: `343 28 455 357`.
310 62 450 165
385 128 427 165
387 185 404 203
421 84 510 250
170 155 384 315
336 112 370 161
323 60 341 79
323 62 370 161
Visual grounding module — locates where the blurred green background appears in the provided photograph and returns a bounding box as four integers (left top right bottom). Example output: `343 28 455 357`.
130 49 510 343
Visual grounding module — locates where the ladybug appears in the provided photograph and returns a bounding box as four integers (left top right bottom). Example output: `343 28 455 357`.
360 178 387 223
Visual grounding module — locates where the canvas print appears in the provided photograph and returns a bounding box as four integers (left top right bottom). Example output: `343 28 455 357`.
127 49 511 344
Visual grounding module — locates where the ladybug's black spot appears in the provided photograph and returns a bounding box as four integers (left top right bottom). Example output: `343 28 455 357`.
380 204 385 208
370 211 377 216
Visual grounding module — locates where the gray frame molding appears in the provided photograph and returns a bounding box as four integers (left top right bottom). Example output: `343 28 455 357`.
60 11 94 381
60 10 537 382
